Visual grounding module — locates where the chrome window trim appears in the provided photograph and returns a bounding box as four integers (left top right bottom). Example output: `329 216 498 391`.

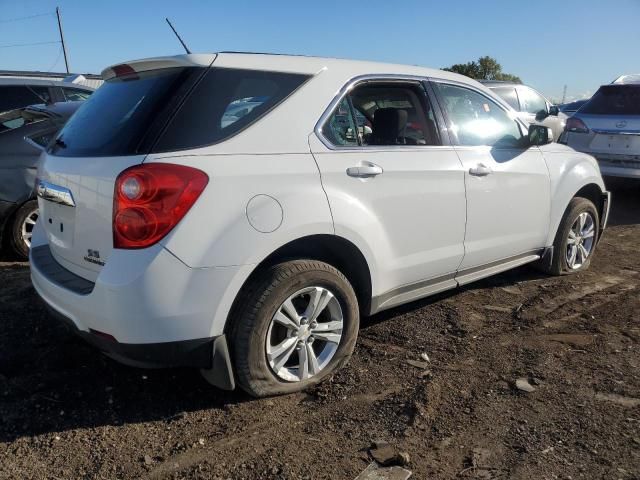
314 73 449 151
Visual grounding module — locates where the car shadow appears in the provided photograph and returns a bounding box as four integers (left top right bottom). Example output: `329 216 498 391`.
604 176 640 226
0 270 252 443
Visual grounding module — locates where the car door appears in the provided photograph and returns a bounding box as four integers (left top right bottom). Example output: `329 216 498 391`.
309 78 467 308
431 81 550 282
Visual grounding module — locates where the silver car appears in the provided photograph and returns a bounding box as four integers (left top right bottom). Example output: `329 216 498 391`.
482 81 567 141
561 76 640 179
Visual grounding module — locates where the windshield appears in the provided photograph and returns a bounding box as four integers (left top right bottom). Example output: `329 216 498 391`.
581 85 640 115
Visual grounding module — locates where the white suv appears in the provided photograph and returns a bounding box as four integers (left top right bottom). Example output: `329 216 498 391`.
30 53 610 397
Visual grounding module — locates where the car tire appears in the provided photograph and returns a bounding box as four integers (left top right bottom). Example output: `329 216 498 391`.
227 260 359 397
10 200 39 260
543 197 600 276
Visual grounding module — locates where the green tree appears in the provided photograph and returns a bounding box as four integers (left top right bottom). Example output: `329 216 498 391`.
443 56 522 83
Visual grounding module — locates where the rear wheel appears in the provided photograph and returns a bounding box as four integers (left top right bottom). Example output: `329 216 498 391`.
543 197 599 275
10 200 38 259
227 260 359 397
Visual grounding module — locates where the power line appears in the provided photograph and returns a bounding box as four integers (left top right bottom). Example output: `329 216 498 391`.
0 12 53 24
0 40 60 49
46 45 64 72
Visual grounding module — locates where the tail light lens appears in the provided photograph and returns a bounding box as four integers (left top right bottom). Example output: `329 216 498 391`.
565 117 590 133
113 163 208 249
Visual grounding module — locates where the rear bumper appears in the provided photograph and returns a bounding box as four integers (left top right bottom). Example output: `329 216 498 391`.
29 236 247 389
595 154 640 179
43 301 235 389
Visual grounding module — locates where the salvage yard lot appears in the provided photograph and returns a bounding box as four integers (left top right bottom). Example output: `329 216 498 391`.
1 180 638 479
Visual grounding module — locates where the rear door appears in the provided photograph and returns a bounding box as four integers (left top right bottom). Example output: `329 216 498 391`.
310 78 467 302
432 81 550 275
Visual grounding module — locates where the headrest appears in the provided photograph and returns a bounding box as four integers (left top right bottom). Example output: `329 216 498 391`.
372 108 408 140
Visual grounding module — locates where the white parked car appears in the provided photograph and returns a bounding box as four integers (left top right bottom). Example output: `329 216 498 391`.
30 53 610 397
482 81 567 141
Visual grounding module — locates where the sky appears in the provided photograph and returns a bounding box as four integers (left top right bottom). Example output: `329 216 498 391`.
1 0 639 103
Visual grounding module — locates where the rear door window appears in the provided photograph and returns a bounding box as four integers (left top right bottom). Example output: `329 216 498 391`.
322 82 440 147
581 85 640 115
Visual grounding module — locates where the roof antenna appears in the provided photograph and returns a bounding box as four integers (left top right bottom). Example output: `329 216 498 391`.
165 18 191 54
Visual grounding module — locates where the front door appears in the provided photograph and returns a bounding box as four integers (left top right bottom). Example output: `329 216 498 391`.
432 81 550 273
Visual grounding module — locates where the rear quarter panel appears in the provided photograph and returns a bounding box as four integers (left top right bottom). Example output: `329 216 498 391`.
152 153 335 268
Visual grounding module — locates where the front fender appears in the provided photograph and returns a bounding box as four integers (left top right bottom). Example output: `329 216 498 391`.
542 146 605 246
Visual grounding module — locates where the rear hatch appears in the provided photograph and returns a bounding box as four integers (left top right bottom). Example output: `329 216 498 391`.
577 84 640 157
37 55 215 280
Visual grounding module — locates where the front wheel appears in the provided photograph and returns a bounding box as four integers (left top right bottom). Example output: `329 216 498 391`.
544 197 600 275
226 260 359 397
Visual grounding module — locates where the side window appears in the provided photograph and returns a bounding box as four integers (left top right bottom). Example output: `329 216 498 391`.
350 83 439 146
491 87 520 111
62 88 92 101
322 98 358 146
519 87 547 115
153 68 310 152
435 83 524 148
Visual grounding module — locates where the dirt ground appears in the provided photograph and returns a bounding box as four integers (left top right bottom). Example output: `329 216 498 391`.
1 178 638 480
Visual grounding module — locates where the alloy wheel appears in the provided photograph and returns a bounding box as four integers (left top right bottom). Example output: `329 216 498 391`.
266 286 343 382
566 211 595 270
21 208 39 249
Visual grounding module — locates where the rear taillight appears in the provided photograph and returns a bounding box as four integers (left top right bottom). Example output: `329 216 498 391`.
113 163 208 249
565 117 590 133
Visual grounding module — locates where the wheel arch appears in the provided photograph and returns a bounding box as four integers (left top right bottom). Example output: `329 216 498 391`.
223 234 373 335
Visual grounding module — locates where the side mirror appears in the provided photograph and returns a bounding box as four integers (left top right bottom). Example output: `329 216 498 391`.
528 124 554 145
548 105 559 116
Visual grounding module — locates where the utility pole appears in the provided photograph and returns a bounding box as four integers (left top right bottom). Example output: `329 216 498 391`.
561 85 567 104
56 7 70 74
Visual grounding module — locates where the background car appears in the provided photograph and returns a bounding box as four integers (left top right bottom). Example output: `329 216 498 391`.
561 76 640 179
482 80 567 141
0 78 93 113
559 99 589 116
0 101 82 258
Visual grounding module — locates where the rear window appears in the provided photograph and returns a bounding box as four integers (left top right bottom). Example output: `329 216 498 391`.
49 67 309 157
50 67 202 157
581 85 640 115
